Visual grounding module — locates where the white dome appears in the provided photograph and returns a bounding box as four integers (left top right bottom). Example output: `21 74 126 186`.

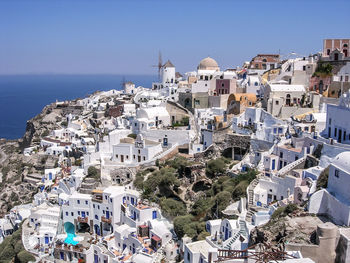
333 151 350 172
198 57 220 70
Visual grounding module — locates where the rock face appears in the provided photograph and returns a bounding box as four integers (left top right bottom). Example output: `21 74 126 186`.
249 214 323 247
19 104 61 150
0 140 58 217
19 121 36 150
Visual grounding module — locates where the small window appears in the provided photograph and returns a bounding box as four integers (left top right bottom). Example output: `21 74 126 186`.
85 200 88 205
71 212 74 216
329 118 332 125
276 101 279 105
77 200 80 204
335 169 339 178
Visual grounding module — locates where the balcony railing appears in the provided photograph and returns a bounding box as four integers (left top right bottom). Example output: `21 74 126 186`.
92 196 103 203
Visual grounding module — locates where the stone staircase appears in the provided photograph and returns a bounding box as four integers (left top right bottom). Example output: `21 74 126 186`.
247 178 259 206
245 209 255 223
153 239 172 263
24 173 43 184
276 155 306 177
224 220 248 250
79 177 99 194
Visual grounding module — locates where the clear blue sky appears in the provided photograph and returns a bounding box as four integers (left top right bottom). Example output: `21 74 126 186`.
0 0 349 75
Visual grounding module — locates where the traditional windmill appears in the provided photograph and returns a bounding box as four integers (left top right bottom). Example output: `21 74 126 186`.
152 51 163 81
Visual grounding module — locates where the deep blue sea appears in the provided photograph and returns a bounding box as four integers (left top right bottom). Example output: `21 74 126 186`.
0 75 155 140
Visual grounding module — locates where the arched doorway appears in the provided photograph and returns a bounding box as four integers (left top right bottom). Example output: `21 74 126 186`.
334 53 339 61
94 224 100 236
184 98 191 109
343 49 348 57
77 222 90 233
286 94 291 106
319 80 324 93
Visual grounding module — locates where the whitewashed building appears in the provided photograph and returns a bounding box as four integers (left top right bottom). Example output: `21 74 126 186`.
309 151 350 226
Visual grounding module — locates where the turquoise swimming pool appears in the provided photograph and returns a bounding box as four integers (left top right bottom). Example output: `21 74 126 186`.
64 222 79 245
64 233 79 245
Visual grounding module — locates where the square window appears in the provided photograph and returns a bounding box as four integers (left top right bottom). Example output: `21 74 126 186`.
335 169 339 178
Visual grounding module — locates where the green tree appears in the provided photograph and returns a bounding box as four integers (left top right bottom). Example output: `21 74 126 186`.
160 198 186 218
206 158 227 177
173 215 194 239
87 166 101 181
16 250 36 263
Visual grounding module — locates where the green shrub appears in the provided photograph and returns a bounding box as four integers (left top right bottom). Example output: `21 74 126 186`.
316 166 329 191
74 159 82 166
206 158 227 177
41 130 50 137
166 156 190 175
133 175 144 190
127 133 137 139
16 250 36 263
174 215 194 239
160 198 186 218
191 198 213 217
87 166 101 181
271 203 299 220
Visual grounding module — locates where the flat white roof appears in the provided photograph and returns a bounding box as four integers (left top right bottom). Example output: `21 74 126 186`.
187 240 212 259
269 84 305 92
132 253 153 263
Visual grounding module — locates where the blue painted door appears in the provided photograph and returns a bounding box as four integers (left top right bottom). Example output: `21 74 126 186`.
106 211 110 219
95 225 100 235
131 197 134 205
49 173 52 180
45 236 49 244
133 211 136 220
152 211 157 219
94 254 98 263
82 211 86 218
272 159 275 170
225 227 229 240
